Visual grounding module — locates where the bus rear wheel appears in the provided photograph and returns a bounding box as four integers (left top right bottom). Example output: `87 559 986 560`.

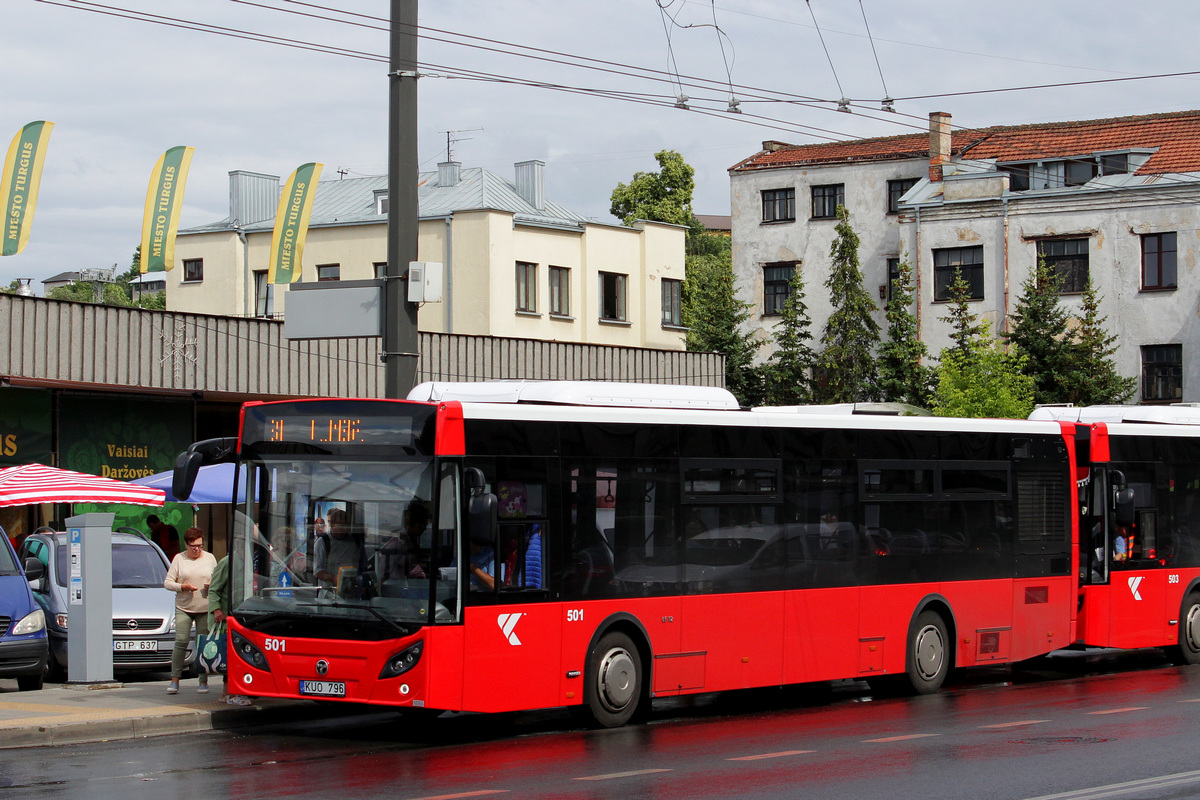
905 610 949 694
1168 593 1200 666
584 631 643 728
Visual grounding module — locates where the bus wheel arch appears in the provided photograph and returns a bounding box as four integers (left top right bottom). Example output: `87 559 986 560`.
1168 588 1200 666
904 596 956 695
580 613 652 728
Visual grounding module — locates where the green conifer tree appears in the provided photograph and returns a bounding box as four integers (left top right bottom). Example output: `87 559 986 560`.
1003 262 1073 404
683 249 763 405
1065 279 1137 405
942 268 984 360
814 206 880 403
877 256 933 407
762 268 816 405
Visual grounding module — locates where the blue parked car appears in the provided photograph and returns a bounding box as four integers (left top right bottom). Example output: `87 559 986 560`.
0 527 48 691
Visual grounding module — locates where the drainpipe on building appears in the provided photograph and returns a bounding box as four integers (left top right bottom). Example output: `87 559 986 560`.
236 226 250 318
1002 198 1010 335
914 206 923 342
444 216 453 333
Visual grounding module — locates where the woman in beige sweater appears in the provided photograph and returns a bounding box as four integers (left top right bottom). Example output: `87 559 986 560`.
163 527 217 694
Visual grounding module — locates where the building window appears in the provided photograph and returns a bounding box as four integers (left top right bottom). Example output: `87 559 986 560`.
811 184 844 219
763 262 796 315
182 259 203 282
1037 238 1089 294
253 270 274 318
373 262 387 279
1142 232 1177 291
1142 344 1182 402
662 278 682 326
549 266 569 316
317 263 340 282
599 272 627 322
375 191 388 215
762 188 795 223
886 257 901 302
933 246 984 301
888 178 918 213
516 261 537 312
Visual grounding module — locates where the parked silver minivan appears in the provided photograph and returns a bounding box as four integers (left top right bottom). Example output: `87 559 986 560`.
19 530 195 680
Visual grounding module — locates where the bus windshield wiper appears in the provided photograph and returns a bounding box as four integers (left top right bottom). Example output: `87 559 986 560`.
295 600 410 636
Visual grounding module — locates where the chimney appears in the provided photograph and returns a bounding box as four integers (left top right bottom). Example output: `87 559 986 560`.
438 161 461 187
514 160 545 211
762 140 790 152
229 170 280 225
929 112 952 182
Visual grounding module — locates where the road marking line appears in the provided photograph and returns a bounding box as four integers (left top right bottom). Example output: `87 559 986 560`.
409 792 510 800
728 750 815 761
980 720 1048 729
1087 707 1149 715
863 733 941 742
575 769 672 781
1019 767 1200 799
1179 698 1200 703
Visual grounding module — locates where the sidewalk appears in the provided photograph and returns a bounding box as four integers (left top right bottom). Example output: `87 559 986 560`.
0 676 353 749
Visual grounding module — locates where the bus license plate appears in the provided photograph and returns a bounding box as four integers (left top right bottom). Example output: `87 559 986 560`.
299 680 345 697
114 640 156 652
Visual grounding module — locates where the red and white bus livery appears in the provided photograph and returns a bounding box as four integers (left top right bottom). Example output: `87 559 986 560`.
171 383 1200 727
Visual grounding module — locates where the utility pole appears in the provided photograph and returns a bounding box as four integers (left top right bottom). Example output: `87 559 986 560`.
384 0 420 398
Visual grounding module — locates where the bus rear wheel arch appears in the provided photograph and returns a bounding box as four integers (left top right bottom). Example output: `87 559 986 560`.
581 630 646 728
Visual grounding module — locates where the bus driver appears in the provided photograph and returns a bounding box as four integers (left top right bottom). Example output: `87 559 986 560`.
314 508 362 594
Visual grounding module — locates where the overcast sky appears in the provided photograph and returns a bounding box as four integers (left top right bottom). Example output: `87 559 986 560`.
6 0 1200 289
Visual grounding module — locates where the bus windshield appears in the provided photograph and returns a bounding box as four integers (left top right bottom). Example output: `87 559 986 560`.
228 456 462 638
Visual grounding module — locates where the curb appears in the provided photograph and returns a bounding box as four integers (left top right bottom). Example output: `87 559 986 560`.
0 698 382 750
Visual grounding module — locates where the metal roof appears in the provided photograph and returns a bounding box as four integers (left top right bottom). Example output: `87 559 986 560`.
181 165 592 235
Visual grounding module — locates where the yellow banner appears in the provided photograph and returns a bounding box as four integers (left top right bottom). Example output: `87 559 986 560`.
268 162 323 284
139 146 194 273
1 121 54 257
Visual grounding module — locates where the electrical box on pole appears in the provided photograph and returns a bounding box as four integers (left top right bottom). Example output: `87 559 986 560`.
407 262 443 303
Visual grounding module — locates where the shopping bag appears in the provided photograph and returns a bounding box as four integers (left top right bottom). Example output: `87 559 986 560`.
197 622 227 674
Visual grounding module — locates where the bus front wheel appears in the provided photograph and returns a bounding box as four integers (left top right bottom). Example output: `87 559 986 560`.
905 610 949 694
1168 593 1200 666
584 631 643 728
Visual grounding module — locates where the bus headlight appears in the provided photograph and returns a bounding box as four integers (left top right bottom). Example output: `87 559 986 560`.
12 609 46 635
379 641 423 679
230 631 271 672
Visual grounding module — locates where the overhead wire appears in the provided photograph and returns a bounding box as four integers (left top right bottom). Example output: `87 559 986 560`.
34 0 1200 199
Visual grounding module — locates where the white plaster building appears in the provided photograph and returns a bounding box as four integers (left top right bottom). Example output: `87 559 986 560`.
171 161 688 351
730 110 1200 404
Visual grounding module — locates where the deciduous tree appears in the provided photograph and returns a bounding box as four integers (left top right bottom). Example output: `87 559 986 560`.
610 149 702 235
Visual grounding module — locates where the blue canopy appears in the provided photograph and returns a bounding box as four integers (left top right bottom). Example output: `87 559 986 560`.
131 463 245 504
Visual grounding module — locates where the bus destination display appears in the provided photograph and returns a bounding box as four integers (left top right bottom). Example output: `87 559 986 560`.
265 416 364 444
243 401 434 453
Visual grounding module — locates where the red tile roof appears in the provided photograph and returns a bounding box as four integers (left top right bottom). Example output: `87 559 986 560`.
731 110 1200 175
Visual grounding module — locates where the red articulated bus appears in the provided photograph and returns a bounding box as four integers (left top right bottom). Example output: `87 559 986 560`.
171 383 1200 727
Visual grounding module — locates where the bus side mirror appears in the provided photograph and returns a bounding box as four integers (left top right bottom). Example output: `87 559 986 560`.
1115 488 1135 527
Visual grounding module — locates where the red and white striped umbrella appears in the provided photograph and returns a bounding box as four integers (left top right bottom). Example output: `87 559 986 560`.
0 463 166 508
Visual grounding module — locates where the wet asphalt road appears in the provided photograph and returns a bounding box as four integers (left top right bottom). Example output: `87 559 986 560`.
5 648 1200 800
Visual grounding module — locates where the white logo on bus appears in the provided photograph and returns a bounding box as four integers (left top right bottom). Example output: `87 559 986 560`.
1128 576 1144 601
498 613 523 646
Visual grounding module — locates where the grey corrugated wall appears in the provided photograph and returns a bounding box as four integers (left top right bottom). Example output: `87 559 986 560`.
1 295 724 397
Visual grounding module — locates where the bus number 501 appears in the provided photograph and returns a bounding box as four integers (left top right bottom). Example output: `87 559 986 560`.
264 638 287 652
567 609 584 622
